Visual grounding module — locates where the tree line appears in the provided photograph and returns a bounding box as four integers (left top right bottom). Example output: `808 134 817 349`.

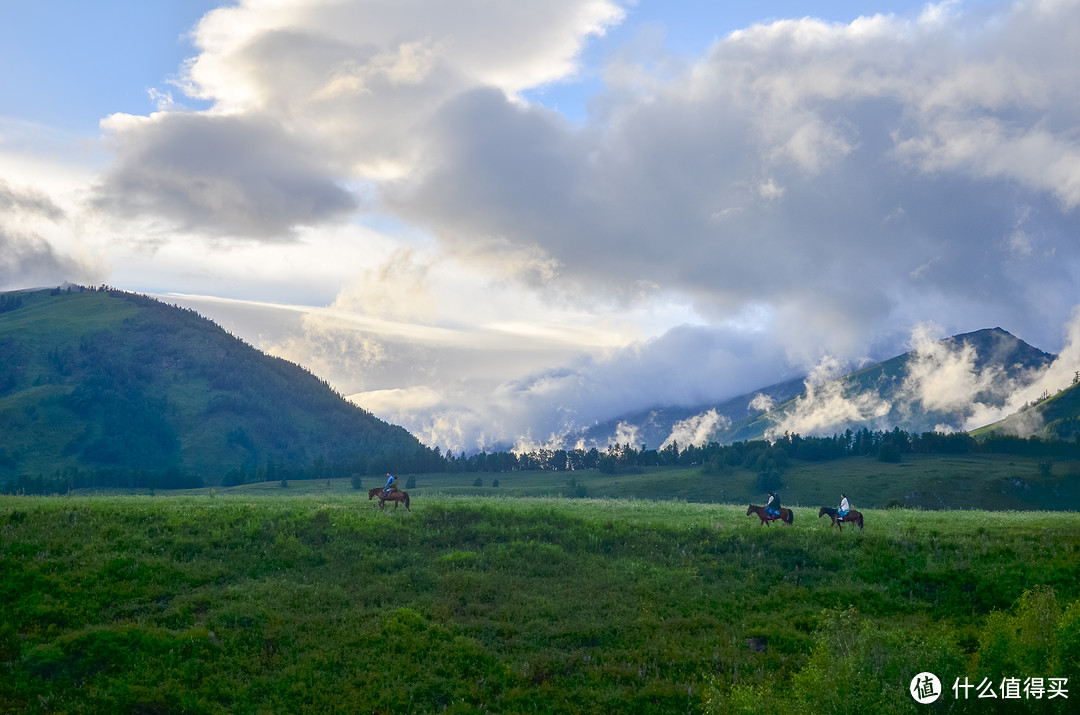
7 426 1079 496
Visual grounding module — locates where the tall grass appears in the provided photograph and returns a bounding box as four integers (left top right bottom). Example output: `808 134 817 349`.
2 493 1077 713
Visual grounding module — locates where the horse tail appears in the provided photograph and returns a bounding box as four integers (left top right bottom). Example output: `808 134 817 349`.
404 493 410 510
786 508 794 525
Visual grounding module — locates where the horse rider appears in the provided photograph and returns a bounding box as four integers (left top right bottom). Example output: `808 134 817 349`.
765 491 780 521
382 472 397 498
838 493 851 521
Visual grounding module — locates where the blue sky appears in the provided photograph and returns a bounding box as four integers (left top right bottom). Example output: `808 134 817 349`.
0 2 219 131
2 0 1078 452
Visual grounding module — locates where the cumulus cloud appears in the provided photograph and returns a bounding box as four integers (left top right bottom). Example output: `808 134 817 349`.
51 0 1080 451
88 0 627 244
92 112 357 239
391 0 1080 358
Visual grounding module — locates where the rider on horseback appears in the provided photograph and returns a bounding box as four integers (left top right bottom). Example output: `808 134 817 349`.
383 473 397 498
765 492 780 520
838 493 850 521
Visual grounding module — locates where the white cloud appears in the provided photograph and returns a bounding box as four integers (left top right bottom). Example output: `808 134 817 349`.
614 420 642 448
662 409 729 448
0 179 100 290
392 0 1080 363
749 393 776 412
10 0 1080 453
900 322 1002 414
92 112 357 239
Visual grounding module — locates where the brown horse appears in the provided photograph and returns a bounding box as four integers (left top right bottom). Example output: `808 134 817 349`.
818 506 863 531
368 487 411 511
746 504 794 526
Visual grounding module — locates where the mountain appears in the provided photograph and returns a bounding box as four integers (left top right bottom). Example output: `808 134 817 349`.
0 287 434 491
973 379 1080 442
575 376 807 449
581 328 1055 449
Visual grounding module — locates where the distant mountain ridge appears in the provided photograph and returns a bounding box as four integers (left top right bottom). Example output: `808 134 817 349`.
0 287 435 490
579 328 1055 449
576 376 806 450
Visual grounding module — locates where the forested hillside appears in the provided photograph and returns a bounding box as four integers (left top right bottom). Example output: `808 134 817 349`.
0 287 437 492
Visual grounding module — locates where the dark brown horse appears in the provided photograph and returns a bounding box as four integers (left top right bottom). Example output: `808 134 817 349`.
369 487 410 511
746 504 794 526
818 506 863 531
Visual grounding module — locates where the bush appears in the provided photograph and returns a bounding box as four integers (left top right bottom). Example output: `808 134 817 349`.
975 585 1067 677
350 474 363 490
789 608 963 714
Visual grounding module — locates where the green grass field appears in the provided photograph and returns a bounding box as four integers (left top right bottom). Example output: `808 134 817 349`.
2 486 1078 713
150 453 1080 513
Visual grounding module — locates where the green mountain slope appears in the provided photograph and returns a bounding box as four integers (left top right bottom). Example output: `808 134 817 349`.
0 287 433 490
973 379 1080 441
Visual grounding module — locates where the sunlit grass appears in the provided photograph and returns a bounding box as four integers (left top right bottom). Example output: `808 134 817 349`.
3 492 1077 713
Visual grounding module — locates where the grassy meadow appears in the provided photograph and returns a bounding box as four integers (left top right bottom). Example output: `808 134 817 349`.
161 452 1080 512
2 480 1079 713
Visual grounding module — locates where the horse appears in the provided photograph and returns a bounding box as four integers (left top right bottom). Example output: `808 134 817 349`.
818 506 863 531
746 504 794 526
368 487 411 512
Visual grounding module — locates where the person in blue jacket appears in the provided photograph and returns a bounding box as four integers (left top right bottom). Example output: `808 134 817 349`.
382 473 397 497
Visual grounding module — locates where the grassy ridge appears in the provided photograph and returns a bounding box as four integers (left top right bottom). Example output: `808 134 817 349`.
2 494 1078 713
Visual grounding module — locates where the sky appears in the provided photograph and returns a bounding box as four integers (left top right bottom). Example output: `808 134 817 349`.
3 0 1080 453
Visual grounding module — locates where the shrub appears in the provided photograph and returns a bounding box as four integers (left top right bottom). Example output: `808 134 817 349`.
975 585 1064 677
789 608 963 714
350 474 363 490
